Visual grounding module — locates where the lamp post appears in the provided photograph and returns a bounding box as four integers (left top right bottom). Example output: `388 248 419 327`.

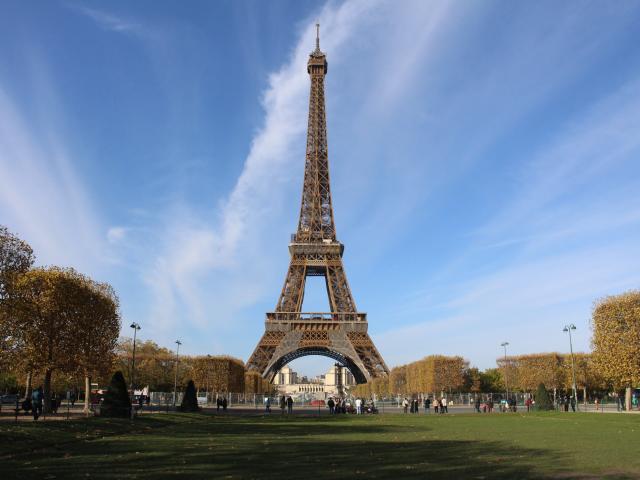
129 322 141 419
563 324 578 412
501 342 509 403
173 340 182 408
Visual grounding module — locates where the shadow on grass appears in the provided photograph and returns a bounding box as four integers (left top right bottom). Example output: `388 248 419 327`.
1 414 632 480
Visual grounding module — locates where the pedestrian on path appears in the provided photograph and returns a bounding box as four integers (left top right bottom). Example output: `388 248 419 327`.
31 386 43 420
286 396 293 414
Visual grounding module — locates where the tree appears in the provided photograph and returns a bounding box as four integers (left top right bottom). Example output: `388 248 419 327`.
101 371 131 417
74 279 120 412
10 267 104 412
463 367 482 393
591 291 640 392
114 340 179 391
190 355 245 393
534 383 553 410
0 225 35 365
180 380 199 412
479 368 504 393
389 365 407 394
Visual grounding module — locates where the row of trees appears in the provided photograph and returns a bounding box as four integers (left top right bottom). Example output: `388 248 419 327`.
112 339 272 394
0 226 120 412
353 290 639 398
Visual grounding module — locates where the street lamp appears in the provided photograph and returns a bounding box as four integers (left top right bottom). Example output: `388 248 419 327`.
173 340 182 408
129 322 141 419
501 342 509 403
563 324 578 411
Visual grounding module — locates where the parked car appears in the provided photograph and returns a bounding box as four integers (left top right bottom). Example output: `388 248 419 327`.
1 394 19 405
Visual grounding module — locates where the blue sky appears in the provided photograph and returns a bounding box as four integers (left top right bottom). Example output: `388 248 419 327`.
1 0 640 376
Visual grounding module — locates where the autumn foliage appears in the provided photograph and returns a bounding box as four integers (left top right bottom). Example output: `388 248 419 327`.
591 290 640 389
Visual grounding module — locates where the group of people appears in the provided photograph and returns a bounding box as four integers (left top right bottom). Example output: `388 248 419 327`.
402 397 449 414
276 395 293 414
558 395 576 412
216 396 228 412
327 397 348 414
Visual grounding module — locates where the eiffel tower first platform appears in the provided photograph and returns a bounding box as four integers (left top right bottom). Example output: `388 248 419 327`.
246 26 389 384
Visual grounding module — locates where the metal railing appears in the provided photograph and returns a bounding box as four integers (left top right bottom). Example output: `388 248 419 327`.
266 312 366 322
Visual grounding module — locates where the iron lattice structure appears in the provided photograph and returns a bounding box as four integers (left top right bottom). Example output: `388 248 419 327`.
246 27 389 384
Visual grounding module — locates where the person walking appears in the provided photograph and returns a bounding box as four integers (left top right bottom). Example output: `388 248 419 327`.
265 397 271 414
525 397 532 412
570 395 576 412
441 397 448 414
424 397 431 414
475 396 481 413
327 397 335 414
434 398 439 414
216 397 221 412
355 397 362 415
280 395 286 415
415 398 419 414
222 397 228 412
286 396 293 414
31 386 43 420
402 397 409 414
487 399 494 413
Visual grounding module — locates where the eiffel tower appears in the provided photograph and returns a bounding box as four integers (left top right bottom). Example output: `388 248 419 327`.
246 26 389 384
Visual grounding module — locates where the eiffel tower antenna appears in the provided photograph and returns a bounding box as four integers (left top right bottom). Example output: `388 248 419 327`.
247 26 389 385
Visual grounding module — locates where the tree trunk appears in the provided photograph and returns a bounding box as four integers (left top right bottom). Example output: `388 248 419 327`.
625 387 632 412
25 371 32 398
43 369 52 414
84 375 91 413
583 387 587 408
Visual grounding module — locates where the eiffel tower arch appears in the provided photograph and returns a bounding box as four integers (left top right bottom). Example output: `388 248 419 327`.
246 25 389 384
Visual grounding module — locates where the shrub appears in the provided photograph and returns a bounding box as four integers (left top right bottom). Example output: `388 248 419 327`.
180 380 199 412
534 383 554 411
101 371 131 417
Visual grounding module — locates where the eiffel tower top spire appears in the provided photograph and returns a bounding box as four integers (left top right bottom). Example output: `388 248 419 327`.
296 24 334 243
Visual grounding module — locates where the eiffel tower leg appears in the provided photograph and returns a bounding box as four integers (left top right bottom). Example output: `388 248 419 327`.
326 263 356 312
275 263 306 312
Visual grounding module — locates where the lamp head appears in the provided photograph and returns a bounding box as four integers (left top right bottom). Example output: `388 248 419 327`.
563 327 568 332
130 322 140 330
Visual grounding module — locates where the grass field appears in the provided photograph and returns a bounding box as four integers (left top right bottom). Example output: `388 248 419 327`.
1 412 639 479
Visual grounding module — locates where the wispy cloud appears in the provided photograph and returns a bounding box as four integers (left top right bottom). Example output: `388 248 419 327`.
0 85 105 274
68 4 142 34
379 75 640 369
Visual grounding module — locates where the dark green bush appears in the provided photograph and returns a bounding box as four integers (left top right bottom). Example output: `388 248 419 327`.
534 383 554 411
180 380 199 412
101 371 131 417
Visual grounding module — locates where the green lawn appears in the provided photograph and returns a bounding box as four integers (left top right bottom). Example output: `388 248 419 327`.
1 412 639 479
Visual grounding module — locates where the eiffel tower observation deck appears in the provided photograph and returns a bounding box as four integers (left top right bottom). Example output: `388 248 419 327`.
246 25 389 384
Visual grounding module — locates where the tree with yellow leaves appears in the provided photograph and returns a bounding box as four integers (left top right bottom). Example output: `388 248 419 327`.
0 225 35 365
10 267 119 412
591 291 640 393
